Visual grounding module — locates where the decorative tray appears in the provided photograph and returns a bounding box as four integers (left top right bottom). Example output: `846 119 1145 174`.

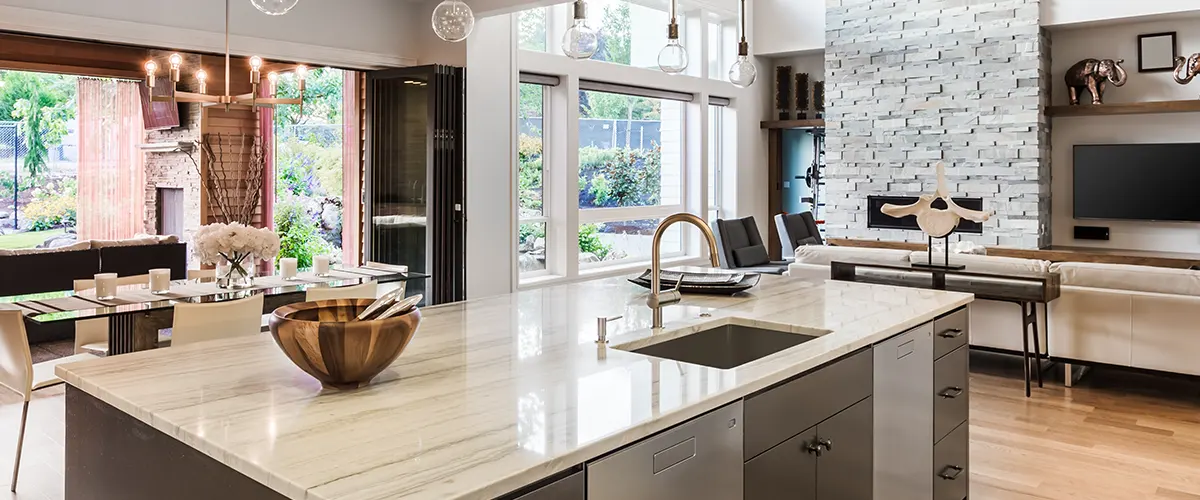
628 270 761 295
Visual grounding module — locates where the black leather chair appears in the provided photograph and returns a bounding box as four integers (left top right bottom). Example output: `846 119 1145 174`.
774 211 824 259
712 216 790 274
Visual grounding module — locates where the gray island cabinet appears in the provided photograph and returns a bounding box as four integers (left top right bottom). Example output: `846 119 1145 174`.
504 306 970 500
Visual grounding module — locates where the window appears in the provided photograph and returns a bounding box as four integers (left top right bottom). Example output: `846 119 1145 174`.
586 0 680 69
518 82 547 275
707 21 723 80
707 103 723 223
518 7 549 52
579 218 681 266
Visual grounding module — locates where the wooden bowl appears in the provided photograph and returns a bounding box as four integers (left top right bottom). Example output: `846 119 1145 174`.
270 299 421 390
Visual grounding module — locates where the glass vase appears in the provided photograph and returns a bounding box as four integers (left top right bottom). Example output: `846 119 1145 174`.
216 253 255 289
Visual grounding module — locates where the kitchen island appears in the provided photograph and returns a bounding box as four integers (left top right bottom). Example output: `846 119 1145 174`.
56 271 973 500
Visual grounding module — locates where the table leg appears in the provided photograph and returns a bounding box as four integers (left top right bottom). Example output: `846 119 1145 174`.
1030 302 1043 389
1020 301 1031 398
107 310 173 355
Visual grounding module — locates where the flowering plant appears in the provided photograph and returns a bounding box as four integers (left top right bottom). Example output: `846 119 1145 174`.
193 222 281 265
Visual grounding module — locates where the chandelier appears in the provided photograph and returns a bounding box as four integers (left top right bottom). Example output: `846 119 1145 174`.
144 0 306 110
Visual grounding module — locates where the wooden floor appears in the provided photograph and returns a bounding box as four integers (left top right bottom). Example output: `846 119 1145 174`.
0 347 1198 499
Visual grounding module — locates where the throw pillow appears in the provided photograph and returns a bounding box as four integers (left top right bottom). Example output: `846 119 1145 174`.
732 245 770 267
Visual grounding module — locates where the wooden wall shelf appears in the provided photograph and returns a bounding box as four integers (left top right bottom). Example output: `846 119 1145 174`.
761 119 826 129
1045 99 1200 118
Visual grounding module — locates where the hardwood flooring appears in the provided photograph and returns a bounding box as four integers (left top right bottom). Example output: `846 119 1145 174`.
0 346 1197 499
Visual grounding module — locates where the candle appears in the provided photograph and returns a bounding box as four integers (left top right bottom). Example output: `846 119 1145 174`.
94 273 118 300
314 255 331 277
280 258 298 280
150 269 172 294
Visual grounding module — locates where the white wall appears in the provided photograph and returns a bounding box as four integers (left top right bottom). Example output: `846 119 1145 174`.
763 52 825 116
1043 0 1200 28
0 0 418 68
753 0 823 57
1050 17 1200 252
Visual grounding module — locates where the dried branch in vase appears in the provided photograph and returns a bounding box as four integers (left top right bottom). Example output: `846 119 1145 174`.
184 133 265 226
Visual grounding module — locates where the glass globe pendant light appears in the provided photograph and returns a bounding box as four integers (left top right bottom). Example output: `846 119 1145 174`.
728 0 757 87
657 0 688 74
250 0 299 16
562 0 599 59
432 0 476 43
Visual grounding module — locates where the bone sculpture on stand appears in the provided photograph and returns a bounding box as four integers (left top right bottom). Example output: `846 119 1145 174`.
881 162 992 238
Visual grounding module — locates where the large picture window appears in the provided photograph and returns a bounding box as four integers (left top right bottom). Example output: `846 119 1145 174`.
518 82 548 275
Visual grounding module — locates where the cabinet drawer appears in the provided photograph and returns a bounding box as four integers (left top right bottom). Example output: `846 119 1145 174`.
934 345 969 444
933 422 969 500
588 402 743 500
744 348 872 460
933 308 969 360
512 471 584 500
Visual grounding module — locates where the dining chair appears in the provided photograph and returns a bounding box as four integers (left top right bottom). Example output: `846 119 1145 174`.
72 274 151 357
305 281 379 302
187 269 216 283
170 294 265 347
0 309 98 492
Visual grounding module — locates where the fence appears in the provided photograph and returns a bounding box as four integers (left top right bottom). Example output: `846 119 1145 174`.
0 122 17 228
519 118 663 150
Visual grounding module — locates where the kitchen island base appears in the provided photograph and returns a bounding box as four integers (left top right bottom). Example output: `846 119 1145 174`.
65 386 289 500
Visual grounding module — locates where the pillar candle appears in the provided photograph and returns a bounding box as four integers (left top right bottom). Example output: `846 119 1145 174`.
314 255 331 276
150 269 172 294
280 258 298 280
95 273 118 300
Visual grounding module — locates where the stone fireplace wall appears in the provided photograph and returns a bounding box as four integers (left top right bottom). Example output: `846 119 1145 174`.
143 52 203 244
823 0 1051 248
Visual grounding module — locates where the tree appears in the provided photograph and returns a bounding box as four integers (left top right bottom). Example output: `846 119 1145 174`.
274 67 343 128
579 92 660 121
518 8 548 51
595 2 631 64
0 71 75 179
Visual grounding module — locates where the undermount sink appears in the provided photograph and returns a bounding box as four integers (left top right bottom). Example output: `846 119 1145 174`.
624 324 820 369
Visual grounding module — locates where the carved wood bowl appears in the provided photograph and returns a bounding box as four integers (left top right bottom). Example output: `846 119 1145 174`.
269 299 421 390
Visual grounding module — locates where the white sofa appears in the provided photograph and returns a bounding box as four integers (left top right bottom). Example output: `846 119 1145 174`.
787 246 1049 354
1049 262 1200 377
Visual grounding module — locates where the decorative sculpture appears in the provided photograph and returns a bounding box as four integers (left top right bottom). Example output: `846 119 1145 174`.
882 162 993 269
1172 53 1200 84
1064 58 1128 105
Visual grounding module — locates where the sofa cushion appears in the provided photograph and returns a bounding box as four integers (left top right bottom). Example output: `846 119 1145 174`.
909 251 1051 274
1052 262 1200 297
0 240 92 257
90 237 160 249
794 246 912 266
135 233 180 244
733 245 770 267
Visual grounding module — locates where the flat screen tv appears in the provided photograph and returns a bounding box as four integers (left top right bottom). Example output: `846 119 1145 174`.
1074 143 1200 222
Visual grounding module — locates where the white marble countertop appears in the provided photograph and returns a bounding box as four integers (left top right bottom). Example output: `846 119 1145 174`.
57 270 973 500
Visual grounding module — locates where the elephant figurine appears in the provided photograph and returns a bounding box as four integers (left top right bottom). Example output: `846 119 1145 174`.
1173 53 1200 84
1065 58 1128 105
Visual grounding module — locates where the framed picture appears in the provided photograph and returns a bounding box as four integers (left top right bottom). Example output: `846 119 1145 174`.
1138 32 1177 73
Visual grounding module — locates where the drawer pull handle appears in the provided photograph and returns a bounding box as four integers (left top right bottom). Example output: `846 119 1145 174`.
805 438 833 457
938 328 964 339
938 465 964 480
938 386 964 399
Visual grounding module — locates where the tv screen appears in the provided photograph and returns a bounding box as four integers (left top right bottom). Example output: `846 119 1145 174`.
1074 144 1200 222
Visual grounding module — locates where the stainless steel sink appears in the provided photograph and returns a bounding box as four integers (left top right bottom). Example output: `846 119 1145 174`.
626 324 819 369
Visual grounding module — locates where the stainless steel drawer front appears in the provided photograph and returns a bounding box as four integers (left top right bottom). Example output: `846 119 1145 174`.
934 345 970 444
934 421 969 500
873 323 934 500
933 307 969 360
588 402 744 500
513 471 584 500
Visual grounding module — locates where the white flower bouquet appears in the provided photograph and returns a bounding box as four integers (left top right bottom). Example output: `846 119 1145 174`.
194 223 281 288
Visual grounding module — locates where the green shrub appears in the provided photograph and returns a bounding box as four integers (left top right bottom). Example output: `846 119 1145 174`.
22 179 76 231
274 194 332 269
578 223 613 260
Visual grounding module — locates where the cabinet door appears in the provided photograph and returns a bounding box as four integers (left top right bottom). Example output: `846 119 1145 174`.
816 397 873 500
745 426 818 500
513 471 584 500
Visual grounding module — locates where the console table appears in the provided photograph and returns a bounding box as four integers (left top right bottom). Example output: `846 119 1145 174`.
830 260 1061 397
827 237 1200 269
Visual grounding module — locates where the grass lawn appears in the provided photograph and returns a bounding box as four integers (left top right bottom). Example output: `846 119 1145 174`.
0 228 67 250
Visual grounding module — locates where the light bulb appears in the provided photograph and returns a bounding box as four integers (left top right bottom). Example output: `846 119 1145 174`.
267 72 279 84
729 55 757 88
658 39 688 75
249 56 263 70
195 69 208 93
295 65 308 80
431 0 475 43
562 1 598 59
250 0 299 16
169 53 183 69
144 60 158 75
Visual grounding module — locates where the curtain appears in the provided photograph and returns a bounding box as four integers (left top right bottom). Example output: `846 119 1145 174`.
342 71 362 265
76 78 146 240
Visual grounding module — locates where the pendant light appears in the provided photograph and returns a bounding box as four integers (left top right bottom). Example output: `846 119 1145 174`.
728 0 757 87
432 0 476 43
563 0 600 59
657 0 688 74
251 0 299 16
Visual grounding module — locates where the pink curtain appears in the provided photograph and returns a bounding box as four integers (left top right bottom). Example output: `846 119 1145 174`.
259 80 275 230
76 79 146 240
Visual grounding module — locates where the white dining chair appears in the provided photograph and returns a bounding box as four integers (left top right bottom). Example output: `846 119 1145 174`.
305 281 379 302
187 269 216 283
72 274 151 356
0 309 98 491
170 294 265 347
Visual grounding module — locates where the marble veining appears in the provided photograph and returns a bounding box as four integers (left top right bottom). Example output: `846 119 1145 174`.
56 271 973 500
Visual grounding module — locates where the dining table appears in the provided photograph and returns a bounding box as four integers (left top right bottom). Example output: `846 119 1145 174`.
0 265 429 355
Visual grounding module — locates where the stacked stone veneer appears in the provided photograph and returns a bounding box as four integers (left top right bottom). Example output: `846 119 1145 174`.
824 0 1051 248
143 53 202 244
